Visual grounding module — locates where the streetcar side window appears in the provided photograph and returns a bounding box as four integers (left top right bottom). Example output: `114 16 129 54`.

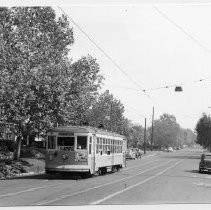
77 136 87 150
96 137 100 154
47 136 56 149
57 136 75 151
58 137 74 147
89 137 92 154
99 138 102 154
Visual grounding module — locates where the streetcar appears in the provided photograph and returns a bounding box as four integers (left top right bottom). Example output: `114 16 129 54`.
45 126 127 176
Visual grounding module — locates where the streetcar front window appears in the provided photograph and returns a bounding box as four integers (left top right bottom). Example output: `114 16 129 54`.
47 136 56 149
58 137 74 151
77 136 87 150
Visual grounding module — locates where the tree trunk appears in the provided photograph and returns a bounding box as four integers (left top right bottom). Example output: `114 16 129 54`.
15 136 22 160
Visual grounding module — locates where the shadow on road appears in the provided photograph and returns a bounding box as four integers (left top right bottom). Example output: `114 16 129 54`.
185 169 211 175
9 173 93 180
9 171 116 180
185 169 200 174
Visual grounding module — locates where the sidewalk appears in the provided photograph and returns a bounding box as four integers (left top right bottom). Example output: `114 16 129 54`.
0 158 45 180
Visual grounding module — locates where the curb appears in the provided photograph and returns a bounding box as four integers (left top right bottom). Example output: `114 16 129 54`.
15 171 45 177
1 171 45 180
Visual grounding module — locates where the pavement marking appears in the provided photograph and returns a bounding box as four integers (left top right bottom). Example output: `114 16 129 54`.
91 159 183 205
142 154 157 158
123 158 161 172
35 159 175 206
0 182 64 199
193 182 211 187
0 156 161 203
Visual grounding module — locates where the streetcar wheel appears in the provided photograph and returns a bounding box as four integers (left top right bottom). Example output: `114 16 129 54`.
97 168 102 176
111 166 116 173
101 167 107 175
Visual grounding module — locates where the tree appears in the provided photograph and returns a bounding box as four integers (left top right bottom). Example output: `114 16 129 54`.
0 7 74 159
149 113 180 149
195 113 211 151
178 128 196 147
86 90 129 135
64 55 104 125
127 125 144 148
0 7 105 160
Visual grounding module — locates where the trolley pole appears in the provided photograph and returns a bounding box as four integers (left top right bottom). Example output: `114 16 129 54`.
151 106 154 151
144 118 146 154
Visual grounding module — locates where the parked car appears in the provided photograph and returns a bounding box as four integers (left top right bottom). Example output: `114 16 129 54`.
167 147 173 152
125 149 136 160
199 153 211 173
135 150 142 159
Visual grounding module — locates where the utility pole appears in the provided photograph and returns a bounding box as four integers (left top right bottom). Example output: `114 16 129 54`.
110 102 113 131
151 106 154 151
144 118 146 154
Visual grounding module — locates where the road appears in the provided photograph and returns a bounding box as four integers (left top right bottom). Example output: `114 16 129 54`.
0 148 210 206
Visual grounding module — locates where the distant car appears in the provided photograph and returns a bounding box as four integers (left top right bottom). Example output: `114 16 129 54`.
167 147 173 152
135 150 142 159
199 153 211 173
125 149 136 160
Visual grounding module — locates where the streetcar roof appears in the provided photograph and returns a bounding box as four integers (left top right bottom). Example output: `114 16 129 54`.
47 126 126 139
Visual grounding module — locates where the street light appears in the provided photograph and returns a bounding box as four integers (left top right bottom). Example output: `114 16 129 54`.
175 86 183 92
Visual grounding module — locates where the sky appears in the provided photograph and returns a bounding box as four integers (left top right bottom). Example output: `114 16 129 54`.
3 0 211 130
53 2 211 130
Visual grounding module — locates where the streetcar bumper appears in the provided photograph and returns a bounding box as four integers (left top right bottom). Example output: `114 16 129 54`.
45 166 90 173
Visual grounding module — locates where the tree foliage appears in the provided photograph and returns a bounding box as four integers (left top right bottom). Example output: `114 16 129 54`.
125 125 143 148
195 113 211 151
149 113 180 149
86 90 129 135
64 55 104 125
149 113 196 149
0 7 104 159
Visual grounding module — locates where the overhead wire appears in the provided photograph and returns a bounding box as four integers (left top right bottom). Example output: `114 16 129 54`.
57 6 164 111
107 76 211 92
57 6 211 116
57 6 145 91
153 6 211 55
143 77 211 92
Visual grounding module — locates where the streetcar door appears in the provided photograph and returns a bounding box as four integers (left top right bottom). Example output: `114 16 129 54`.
90 136 95 174
122 139 127 167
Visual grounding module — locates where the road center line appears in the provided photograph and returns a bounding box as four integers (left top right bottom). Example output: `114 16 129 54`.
91 159 183 205
0 157 160 202
0 183 64 199
123 158 161 172
35 159 175 205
